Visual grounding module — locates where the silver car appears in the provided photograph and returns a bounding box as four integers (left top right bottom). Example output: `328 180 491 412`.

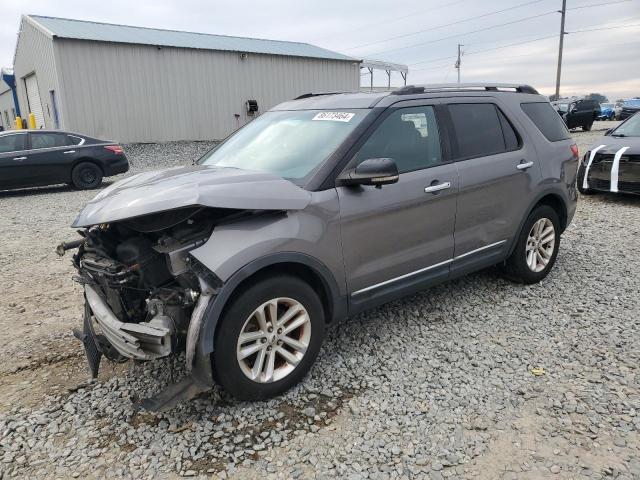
63 83 579 409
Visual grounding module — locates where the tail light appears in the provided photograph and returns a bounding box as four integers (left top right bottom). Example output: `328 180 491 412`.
570 144 579 159
104 145 123 155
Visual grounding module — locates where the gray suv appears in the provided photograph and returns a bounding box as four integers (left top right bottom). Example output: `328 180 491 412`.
63 83 578 409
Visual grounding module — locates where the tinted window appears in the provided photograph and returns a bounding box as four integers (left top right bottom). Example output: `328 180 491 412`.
498 109 519 150
521 102 570 142
67 135 84 145
448 103 507 159
0 134 26 153
30 132 70 149
354 106 442 173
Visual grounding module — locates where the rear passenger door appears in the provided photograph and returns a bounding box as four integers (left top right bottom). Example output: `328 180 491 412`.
446 100 541 276
26 132 79 185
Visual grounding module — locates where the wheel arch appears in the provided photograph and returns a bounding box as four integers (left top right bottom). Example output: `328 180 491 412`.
70 157 104 182
198 252 347 357
507 190 570 257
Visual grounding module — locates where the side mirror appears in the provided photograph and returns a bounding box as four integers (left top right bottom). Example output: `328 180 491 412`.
338 158 399 187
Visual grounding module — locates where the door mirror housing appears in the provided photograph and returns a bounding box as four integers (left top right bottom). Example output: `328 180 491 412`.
338 158 399 187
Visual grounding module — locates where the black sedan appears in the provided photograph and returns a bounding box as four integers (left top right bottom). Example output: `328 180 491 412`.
578 112 640 195
0 130 129 190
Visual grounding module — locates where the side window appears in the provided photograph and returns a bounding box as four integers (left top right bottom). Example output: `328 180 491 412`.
0 134 26 153
354 106 442 173
520 102 570 142
67 135 84 146
30 132 69 149
497 109 520 151
448 103 509 159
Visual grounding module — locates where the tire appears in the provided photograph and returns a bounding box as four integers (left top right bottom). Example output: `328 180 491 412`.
576 163 595 195
501 205 561 284
582 123 592 131
213 275 326 400
71 162 103 189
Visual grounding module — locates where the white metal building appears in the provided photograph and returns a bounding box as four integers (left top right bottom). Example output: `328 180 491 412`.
12 15 361 143
0 71 16 131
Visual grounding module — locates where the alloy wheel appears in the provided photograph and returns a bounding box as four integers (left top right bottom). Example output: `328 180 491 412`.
525 218 555 273
236 297 311 383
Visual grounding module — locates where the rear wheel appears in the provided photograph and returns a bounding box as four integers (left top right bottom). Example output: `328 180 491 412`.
71 162 103 189
213 275 325 400
582 122 592 131
501 205 560 284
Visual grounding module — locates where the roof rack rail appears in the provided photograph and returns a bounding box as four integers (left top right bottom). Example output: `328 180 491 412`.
391 83 539 95
294 91 346 100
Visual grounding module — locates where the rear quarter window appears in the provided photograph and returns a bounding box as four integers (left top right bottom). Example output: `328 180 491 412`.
521 102 570 142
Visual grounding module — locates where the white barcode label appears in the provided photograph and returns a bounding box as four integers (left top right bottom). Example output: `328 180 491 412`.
312 112 355 122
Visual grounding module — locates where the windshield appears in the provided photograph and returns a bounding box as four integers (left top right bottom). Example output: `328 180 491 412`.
612 113 640 137
624 99 640 107
557 103 569 113
601 103 613 109
199 109 368 181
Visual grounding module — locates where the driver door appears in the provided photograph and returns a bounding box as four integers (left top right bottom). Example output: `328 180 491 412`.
337 103 459 312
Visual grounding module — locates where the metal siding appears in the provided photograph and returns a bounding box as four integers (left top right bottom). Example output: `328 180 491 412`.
55 40 360 143
29 15 355 62
13 18 61 129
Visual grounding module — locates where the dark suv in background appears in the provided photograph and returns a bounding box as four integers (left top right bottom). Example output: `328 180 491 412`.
65 83 579 408
555 98 600 131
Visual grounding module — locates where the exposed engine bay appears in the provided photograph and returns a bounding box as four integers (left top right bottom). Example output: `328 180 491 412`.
61 207 246 382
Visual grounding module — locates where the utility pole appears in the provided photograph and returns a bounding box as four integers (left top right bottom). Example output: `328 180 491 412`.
554 0 567 99
455 44 463 83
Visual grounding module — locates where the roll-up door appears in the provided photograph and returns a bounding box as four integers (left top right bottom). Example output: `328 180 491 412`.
24 74 45 129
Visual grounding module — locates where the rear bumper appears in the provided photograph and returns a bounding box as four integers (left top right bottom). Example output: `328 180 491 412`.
103 156 129 177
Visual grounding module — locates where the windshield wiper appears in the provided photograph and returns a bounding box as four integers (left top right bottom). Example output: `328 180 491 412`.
611 133 626 137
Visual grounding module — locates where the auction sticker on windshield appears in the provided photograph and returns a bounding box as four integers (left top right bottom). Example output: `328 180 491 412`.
312 112 355 122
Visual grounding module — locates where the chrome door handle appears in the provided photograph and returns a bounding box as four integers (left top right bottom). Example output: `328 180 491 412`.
13 156 27 161
63 150 76 154
516 161 534 170
424 181 451 193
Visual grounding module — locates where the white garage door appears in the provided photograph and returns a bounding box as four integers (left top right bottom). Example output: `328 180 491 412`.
24 74 45 129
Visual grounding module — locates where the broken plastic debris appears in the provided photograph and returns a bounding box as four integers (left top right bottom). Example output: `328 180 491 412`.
531 367 545 376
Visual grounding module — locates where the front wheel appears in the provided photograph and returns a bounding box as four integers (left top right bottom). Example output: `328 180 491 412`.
213 275 325 400
501 205 560 284
582 123 592 131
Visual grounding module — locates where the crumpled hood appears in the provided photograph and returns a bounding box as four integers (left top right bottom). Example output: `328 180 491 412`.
72 165 312 227
589 136 640 155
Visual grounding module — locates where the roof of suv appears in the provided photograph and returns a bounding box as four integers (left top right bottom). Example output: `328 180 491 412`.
273 83 544 111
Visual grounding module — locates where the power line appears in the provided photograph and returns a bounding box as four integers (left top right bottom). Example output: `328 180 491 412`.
568 22 640 33
351 0 634 59
409 23 640 71
343 0 547 51
567 0 632 11
309 0 471 43
361 10 558 57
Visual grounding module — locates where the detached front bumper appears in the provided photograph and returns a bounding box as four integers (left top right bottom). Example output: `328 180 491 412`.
84 285 172 361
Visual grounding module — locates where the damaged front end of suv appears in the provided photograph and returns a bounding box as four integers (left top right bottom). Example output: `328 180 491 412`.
59 165 313 410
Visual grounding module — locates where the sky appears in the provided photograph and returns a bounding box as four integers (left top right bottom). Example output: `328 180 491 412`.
0 0 639 100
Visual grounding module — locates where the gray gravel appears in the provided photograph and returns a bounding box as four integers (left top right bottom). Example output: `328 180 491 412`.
1 123 639 479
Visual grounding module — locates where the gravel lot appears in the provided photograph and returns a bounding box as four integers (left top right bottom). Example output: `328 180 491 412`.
1 122 638 479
